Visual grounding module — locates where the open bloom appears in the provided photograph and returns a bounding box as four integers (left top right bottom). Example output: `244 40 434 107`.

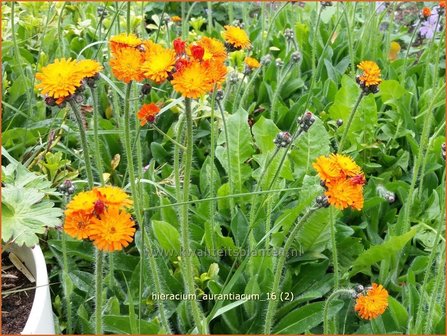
64 210 94 239
35 58 84 99
420 13 441 38
137 103 161 125
313 154 363 184
222 25 251 50
109 47 145 83
171 60 212 98
88 207 136 251
194 37 227 62
325 179 364 210
76 59 103 78
355 283 389 320
245 57 261 69
109 33 143 54
357 61 382 87
141 44 176 83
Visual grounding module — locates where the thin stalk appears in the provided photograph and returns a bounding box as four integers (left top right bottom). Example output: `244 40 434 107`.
311 4 323 79
217 101 235 217
144 186 302 212
174 114 185 205
261 3 289 54
232 74 246 112
90 87 104 185
181 98 208 334
207 2 213 34
208 88 218 251
263 206 318 334
123 83 171 333
152 124 186 150
329 207 339 288
68 100 94 188
338 92 364 152
126 2 131 33
271 62 293 121
95 250 103 334
323 289 354 334
400 20 422 83
61 232 73 334
341 2 355 75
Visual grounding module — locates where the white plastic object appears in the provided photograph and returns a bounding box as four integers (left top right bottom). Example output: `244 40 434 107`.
9 244 55 334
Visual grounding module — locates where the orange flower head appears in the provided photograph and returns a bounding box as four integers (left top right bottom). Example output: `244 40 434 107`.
109 33 143 54
245 56 261 69
313 155 341 183
330 153 363 179
357 60 382 87
141 44 176 83
171 60 213 98
171 16 182 23
222 25 251 50
137 103 161 126
203 59 228 88
76 59 103 79
388 41 401 61
88 207 136 252
422 7 432 17
64 210 94 240
325 179 364 210
66 190 98 213
35 58 84 99
109 47 145 83
355 283 389 320
94 186 133 209
440 2 445 8
195 37 227 62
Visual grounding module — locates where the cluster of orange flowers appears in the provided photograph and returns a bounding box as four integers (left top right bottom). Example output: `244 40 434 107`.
64 186 135 252
313 153 365 210
35 58 103 104
355 283 389 320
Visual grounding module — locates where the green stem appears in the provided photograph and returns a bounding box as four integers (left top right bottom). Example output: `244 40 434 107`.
400 20 422 83
182 98 208 333
263 206 318 334
174 114 185 203
232 74 246 112
423 250 444 334
152 124 186 150
68 100 94 188
271 62 293 121
123 83 172 333
261 3 289 54
61 232 73 334
90 87 104 185
207 2 213 34
338 92 364 152
311 5 323 77
323 289 354 334
95 249 103 334
208 88 218 251
329 207 339 289
217 101 235 217
126 2 131 33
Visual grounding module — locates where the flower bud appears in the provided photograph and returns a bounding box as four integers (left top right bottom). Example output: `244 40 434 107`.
215 90 224 101
45 96 57 107
141 83 152 95
291 51 301 63
284 28 295 40
261 54 273 65
275 58 284 67
274 131 292 148
336 119 343 127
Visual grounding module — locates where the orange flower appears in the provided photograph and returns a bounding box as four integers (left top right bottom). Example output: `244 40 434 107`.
141 44 176 83
194 37 227 62
222 25 251 50
355 283 389 320
109 33 143 54
325 179 364 210
66 190 98 213
109 47 145 83
245 56 261 69
64 210 94 240
171 15 182 23
137 103 161 125
203 59 227 88
313 155 340 183
388 41 401 61
173 37 186 55
422 7 431 18
88 207 136 252
171 60 213 98
76 59 103 78
94 186 133 209
330 153 362 179
35 58 84 99
357 60 382 87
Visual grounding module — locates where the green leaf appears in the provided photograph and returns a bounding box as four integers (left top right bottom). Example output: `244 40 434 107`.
103 315 159 334
216 108 254 193
68 270 94 293
273 300 344 334
2 186 62 247
350 228 418 276
151 220 180 258
378 80 408 104
296 207 332 253
230 208 249 246
386 296 409 332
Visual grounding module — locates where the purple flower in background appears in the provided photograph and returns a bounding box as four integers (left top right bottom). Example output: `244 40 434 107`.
419 11 441 39
375 2 387 13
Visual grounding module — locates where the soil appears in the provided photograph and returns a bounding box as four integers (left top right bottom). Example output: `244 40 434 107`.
1 253 35 334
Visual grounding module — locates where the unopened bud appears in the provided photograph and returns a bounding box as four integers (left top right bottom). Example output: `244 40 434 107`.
274 131 292 148
336 119 343 127
45 96 57 107
291 51 301 63
141 83 152 95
